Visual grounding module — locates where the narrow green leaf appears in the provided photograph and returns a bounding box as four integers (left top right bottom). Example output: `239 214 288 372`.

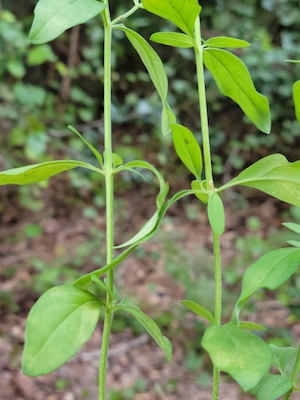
287 240 300 248
171 123 202 179
116 295 172 362
293 80 300 123
282 222 300 235
29 0 106 44
181 300 215 323
150 32 193 48
233 248 300 321
203 48 271 133
114 25 176 135
219 154 300 207
207 192 225 236
238 321 267 331
202 324 272 391
22 286 101 376
142 0 201 38
204 36 250 49
0 160 103 186
252 374 292 400
270 344 297 376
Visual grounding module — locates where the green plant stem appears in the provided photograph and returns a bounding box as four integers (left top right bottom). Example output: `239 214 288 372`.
111 2 143 25
194 16 222 400
99 2 114 400
284 345 300 400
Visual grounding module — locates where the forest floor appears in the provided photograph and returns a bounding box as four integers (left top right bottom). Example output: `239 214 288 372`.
0 173 300 400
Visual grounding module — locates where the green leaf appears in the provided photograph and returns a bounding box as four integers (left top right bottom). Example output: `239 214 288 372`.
203 48 271 133
29 0 106 44
238 321 267 331
116 295 172 362
204 36 250 49
202 324 272 391
283 222 300 235
0 160 103 186
287 240 300 248
22 286 101 376
270 344 297 376
233 248 300 322
207 192 225 236
27 44 57 65
219 154 300 207
150 32 193 48
191 180 208 203
293 80 300 123
252 374 292 400
114 25 176 135
171 123 202 179
181 300 215 323
142 0 201 38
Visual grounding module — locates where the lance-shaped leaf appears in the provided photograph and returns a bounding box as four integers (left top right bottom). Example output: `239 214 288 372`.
283 222 300 235
203 48 270 133
204 36 250 49
293 80 300 123
116 295 172 362
0 160 103 186
218 154 300 207
202 324 272 391
207 192 225 236
233 248 300 322
142 0 201 38
150 32 193 48
29 0 106 44
22 285 101 376
252 374 292 400
171 123 202 179
114 25 175 135
182 300 215 324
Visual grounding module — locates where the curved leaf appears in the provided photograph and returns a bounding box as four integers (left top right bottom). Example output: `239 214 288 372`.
114 25 176 135
0 160 103 185
142 0 201 38
150 32 193 48
202 324 272 391
116 295 172 362
219 154 300 207
204 36 250 49
293 80 300 123
203 48 271 133
29 0 106 44
22 286 101 376
182 300 215 323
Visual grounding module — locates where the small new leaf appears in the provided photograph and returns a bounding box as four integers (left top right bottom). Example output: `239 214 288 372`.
293 80 300 123
182 300 215 323
29 0 106 44
207 192 225 236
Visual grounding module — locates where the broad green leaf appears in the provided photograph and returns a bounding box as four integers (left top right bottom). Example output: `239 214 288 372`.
238 321 267 331
270 344 297 376
282 222 300 235
202 324 272 391
142 0 201 38
29 0 106 44
204 36 250 49
181 300 215 323
114 25 176 135
171 123 202 179
293 80 300 123
150 32 193 48
0 160 103 185
203 48 271 133
207 192 225 236
233 248 300 322
219 154 300 207
252 374 292 400
22 286 101 376
116 295 172 361
68 125 103 168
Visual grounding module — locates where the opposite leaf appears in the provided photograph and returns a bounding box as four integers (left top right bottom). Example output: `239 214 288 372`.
207 192 225 236
116 295 172 362
29 0 106 44
0 160 103 185
252 374 292 400
114 25 176 135
142 0 201 39
203 48 271 133
181 300 215 323
219 154 300 207
270 344 297 377
204 36 250 49
171 123 202 179
22 285 102 376
202 324 272 391
293 80 300 123
150 32 193 48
